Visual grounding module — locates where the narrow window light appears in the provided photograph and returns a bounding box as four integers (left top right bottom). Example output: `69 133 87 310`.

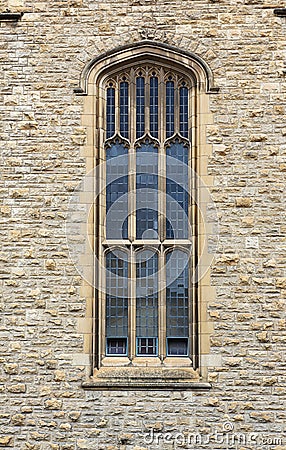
106 250 128 356
136 76 145 138
106 85 115 138
120 80 129 138
166 250 189 356
106 140 128 239
136 250 158 356
150 76 158 139
166 78 175 138
136 140 158 239
179 84 189 138
166 140 189 239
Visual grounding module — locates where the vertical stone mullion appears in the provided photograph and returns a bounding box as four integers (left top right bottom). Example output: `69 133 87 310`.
159 67 165 144
158 143 165 242
98 82 106 367
115 75 120 135
129 69 136 243
145 70 150 135
129 245 136 360
174 74 180 135
158 245 166 360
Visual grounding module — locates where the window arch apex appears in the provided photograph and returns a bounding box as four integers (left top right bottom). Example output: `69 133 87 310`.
75 41 219 95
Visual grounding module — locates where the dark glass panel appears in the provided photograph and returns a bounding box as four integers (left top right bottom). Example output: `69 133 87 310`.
120 81 129 138
106 140 128 239
179 86 189 138
106 250 128 355
137 337 157 356
136 140 158 239
166 140 189 239
166 80 175 138
107 338 127 356
136 250 158 356
106 87 115 139
167 337 188 356
150 76 158 139
166 250 189 348
136 77 145 138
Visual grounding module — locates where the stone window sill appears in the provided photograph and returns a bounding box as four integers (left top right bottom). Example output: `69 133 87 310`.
82 367 212 390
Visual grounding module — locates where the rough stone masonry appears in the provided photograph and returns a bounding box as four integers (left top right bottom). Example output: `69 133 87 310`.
0 0 286 449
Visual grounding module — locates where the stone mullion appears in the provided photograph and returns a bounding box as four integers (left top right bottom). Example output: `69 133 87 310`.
158 142 165 243
158 245 166 360
174 74 179 135
159 68 166 242
129 246 136 360
190 84 198 366
145 71 150 135
115 75 120 136
129 69 136 360
97 82 107 367
129 69 136 244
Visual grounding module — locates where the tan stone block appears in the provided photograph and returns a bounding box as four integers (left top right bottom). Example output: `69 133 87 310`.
7 384 26 393
276 278 286 288
235 197 253 207
0 436 13 446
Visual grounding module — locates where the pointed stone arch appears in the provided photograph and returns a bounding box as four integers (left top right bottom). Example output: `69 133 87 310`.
75 40 219 95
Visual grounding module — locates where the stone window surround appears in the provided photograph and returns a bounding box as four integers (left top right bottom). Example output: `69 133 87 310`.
75 41 218 390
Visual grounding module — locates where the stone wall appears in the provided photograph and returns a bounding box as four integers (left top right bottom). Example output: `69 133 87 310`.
0 0 285 449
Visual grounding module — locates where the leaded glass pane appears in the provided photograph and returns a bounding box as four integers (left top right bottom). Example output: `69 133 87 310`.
104 65 193 361
136 250 158 356
166 80 175 138
136 77 145 138
107 338 127 355
167 337 188 356
166 140 189 239
106 250 128 355
150 76 158 138
179 86 189 138
106 87 115 139
166 250 189 342
136 141 158 239
106 140 128 239
120 81 129 138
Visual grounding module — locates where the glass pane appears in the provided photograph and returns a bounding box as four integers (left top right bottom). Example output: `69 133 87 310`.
166 250 189 343
166 140 189 239
166 80 175 138
136 250 158 355
106 250 128 355
106 140 128 239
136 77 145 138
136 140 158 239
106 87 115 139
179 86 189 138
150 76 158 139
107 338 127 355
167 338 188 356
137 337 157 356
120 81 129 138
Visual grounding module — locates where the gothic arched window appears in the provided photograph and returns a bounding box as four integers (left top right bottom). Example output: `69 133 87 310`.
99 63 195 363
76 43 217 385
